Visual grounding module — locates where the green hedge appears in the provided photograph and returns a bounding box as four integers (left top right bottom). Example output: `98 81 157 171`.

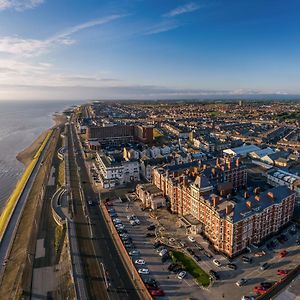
170 250 210 287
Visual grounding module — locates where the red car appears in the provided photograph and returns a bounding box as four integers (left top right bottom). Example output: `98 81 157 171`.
279 250 287 258
150 289 165 296
254 286 267 294
277 269 288 276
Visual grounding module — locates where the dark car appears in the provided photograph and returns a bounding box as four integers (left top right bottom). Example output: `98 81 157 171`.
281 234 288 242
168 263 177 271
227 263 237 270
161 254 170 263
193 254 201 262
296 239 300 245
153 241 161 249
145 283 158 290
147 224 156 231
143 278 157 286
209 270 220 280
260 282 273 289
196 244 204 251
204 251 213 258
242 256 252 263
187 248 195 255
146 233 156 238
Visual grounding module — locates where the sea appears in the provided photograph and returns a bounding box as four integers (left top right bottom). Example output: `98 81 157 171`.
0 100 79 212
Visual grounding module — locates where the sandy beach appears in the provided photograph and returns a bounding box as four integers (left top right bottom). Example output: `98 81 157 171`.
16 114 67 166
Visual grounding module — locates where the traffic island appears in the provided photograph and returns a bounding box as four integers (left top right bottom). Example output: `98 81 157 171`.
169 250 211 287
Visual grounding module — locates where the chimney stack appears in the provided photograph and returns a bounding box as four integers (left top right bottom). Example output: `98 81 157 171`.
255 195 260 202
226 204 233 215
212 195 219 207
254 187 260 195
267 191 275 200
212 168 216 176
246 201 252 209
235 158 240 167
244 192 250 199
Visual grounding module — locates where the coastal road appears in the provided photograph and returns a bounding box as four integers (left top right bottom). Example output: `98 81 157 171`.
69 120 140 300
0 129 55 279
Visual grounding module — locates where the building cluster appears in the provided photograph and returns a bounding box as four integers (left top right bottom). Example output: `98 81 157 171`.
77 101 300 257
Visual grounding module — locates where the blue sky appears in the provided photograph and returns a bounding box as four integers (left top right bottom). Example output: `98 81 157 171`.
0 0 300 100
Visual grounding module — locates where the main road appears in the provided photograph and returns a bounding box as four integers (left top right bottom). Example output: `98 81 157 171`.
68 120 140 300
0 129 55 280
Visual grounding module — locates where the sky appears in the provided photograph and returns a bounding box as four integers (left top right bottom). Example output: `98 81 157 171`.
0 0 300 100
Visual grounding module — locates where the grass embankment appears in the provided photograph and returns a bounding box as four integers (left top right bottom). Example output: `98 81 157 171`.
170 250 210 287
57 160 65 188
0 129 53 239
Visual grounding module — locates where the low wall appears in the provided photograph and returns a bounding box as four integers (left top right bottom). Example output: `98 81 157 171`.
101 202 153 300
51 188 66 226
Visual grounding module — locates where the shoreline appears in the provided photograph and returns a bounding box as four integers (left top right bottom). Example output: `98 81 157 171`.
16 113 66 167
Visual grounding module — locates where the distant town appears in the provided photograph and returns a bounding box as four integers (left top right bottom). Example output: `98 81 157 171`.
1 100 300 300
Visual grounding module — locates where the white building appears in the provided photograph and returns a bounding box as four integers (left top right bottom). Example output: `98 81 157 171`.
223 144 261 157
96 153 140 188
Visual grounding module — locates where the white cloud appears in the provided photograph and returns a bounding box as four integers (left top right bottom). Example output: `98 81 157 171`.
164 2 200 17
0 0 44 11
0 14 125 56
142 21 179 35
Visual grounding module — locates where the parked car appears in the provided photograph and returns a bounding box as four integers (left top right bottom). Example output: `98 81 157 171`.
178 271 187 280
242 256 252 263
254 251 266 257
242 296 255 300
296 238 300 245
260 282 273 289
146 233 156 238
179 240 186 247
204 251 213 258
134 218 141 225
153 241 162 249
193 254 201 262
159 249 168 257
254 286 267 294
150 289 165 296
147 224 156 231
196 243 204 250
227 263 237 270
130 220 136 226
277 269 288 276
279 250 287 258
236 278 247 287
187 248 195 255
129 250 140 256
143 277 157 286
188 236 195 242
260 262 270 270
135 259 145 265
209 270 220 280
213 259 221 267
161 253 170 263
138 268 150 275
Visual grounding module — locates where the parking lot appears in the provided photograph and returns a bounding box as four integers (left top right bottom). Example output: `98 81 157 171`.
105 194 300 300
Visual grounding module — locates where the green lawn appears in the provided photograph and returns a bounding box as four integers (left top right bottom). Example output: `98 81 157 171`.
170 250 211 287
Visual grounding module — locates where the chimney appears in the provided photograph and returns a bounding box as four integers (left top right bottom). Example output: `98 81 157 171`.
246 201 252 209
255 195 260 202
254 187 260 195
216 158 220 167
235 158 240 167
244 192 250 199
267 191 275 200
212 168 216 176
212 195 219 207
226 204 233 215
203 164 207 170
227 161 231 169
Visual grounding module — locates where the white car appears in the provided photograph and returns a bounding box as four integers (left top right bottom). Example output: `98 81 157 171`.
127 215 131 220
134 219 141 225
113 218 122 224
135 259 145 265
129 250 140 256
213 259 221 267
138 268 150 275
178 271 187 280
159 249 168 257
115 224 125 229
188 236 195 242
130 220 136 226
236 278 247 287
